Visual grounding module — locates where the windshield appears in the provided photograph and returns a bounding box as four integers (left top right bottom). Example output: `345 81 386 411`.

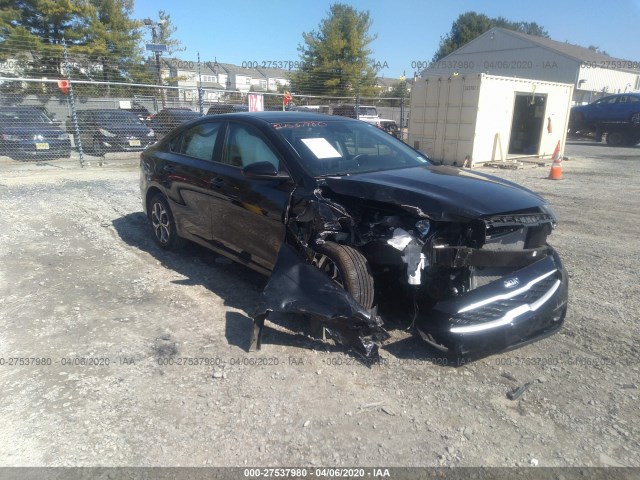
0 109 52 124
93 110 143 125
358 107 378 117
272 119 431 177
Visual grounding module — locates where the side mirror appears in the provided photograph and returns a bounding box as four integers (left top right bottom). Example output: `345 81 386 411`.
242 161 286 179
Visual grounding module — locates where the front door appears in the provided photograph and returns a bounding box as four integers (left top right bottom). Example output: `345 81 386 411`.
208 121 294 272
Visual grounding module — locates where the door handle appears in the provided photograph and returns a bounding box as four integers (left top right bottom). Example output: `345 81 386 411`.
162 165 176 173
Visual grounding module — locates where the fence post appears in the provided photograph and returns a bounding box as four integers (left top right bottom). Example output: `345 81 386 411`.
197 52 204 115
62 39 85 168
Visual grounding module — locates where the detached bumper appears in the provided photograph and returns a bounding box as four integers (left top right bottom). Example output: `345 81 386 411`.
416 251 568 355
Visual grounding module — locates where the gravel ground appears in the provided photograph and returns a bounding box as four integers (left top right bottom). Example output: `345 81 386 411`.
0 141 638 468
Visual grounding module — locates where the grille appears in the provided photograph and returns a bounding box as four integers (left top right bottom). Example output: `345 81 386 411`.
450 274 558 327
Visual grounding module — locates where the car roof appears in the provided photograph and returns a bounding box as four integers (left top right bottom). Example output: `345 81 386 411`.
1 106 44 111
210 111 358 123
80 109 138 113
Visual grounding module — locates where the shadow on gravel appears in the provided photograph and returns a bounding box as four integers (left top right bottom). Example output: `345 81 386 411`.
112 212 380 361
224 311 346 356
566 140 640 148
112 211 265 312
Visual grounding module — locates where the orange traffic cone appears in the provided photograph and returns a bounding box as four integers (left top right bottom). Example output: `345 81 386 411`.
548 141 562 180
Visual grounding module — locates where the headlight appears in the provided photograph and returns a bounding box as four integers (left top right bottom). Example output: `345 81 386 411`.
147 129 155 137
33 134 44 141
58 134 68 140
1 133 20 140
415 220 431 238
98 128 116 137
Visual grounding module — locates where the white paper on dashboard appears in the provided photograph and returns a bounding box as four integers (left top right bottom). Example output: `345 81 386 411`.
300 138 341 159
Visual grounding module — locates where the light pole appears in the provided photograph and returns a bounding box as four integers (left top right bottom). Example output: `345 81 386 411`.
144 18 167 108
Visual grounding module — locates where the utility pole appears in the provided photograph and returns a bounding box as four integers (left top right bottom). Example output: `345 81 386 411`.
144 18 167 108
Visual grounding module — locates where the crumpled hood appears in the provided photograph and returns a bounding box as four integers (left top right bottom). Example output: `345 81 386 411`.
321 165 547 220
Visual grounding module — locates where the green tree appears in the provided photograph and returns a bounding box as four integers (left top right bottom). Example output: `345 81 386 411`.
388 80 409 98
154 10 183 55
291 3 378 96
432 12 549 62
0 0 93 77
83 0 144 84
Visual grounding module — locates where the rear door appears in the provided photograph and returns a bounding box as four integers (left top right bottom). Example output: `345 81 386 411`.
156 120 225 242
208 120 294 271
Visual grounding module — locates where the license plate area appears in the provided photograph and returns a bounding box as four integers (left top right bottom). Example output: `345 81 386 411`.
35 142 50 150
128 139 141 147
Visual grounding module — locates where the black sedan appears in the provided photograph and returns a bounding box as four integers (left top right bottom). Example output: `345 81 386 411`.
76 109 156 155
140 112 568 357
0 106 71 160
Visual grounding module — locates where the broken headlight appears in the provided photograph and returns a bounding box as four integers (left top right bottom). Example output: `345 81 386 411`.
415 219 431 238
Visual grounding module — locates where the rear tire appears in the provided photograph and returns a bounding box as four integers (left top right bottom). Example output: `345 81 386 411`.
606 130 626 147
149 193 184 250
312 241 375 309
93 137 105 157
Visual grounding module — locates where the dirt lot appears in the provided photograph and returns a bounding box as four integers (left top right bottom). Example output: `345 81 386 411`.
0 141 639 469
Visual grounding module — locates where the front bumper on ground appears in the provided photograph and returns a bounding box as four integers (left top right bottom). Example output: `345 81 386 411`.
416 251 568 355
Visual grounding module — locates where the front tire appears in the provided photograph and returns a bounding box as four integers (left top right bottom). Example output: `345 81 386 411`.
149 193 183 250
312 241 375 309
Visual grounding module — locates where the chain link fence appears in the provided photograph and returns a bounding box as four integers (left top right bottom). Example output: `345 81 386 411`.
1 41 410 167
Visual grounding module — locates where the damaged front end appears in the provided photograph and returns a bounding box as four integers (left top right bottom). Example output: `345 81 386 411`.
355 201 568 355
409 211 568 355
255 169 568 358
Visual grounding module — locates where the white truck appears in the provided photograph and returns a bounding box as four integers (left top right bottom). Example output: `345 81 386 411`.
331 104 399 138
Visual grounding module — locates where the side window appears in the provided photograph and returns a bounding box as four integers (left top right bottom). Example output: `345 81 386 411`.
222 123 280 169
179 122 221 161
618 96 628 104
629 95 640 103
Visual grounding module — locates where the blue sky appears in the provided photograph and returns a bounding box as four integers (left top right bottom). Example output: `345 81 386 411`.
133 0 640 78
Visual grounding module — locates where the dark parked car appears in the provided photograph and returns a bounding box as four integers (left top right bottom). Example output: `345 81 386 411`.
0 106 71 159
76 109 156 155
140 112 568 356
206 103 249 115
124 104 152 123
148 108 202 138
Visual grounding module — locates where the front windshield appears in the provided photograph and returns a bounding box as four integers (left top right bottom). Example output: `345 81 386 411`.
358 107 378 117
94 110 143 125
272 119 431 177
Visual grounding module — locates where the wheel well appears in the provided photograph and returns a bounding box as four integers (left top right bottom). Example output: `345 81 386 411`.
145 187 163 217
